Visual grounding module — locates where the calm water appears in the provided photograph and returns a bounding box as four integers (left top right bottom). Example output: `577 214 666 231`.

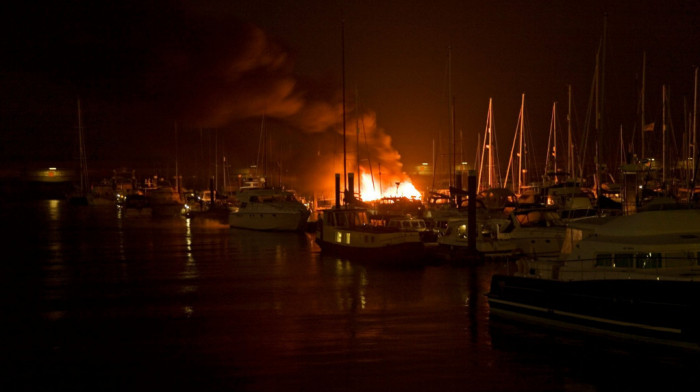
1 201 698 391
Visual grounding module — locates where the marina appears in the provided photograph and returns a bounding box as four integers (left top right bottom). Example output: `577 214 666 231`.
3 1 700 390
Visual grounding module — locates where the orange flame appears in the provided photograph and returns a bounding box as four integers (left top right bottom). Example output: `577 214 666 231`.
358 172 422 202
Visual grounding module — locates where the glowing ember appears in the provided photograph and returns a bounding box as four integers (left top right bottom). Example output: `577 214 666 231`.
359 172 422 201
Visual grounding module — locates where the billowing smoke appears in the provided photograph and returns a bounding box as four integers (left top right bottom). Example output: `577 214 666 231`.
5 1 415 197
161 21 415 198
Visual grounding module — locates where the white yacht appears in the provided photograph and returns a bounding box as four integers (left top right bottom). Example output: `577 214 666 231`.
229 188 310 231
488 208 700 349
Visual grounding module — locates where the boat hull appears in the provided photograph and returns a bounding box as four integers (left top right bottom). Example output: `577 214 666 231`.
229 210 308 231
315 237 426 263
487 275 700 349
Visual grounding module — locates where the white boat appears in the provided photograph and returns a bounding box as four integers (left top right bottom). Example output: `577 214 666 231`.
438 206 566 258
315 205 426 263
229 188 310 231
487 208 700 349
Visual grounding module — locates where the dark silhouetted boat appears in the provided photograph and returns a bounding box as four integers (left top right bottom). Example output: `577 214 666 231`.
488 208 700 349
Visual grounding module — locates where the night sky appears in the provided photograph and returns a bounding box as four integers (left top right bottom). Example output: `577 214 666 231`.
2 1 699 194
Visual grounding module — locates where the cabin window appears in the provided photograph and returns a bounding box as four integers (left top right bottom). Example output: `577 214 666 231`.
636 253 662 269
345 233 351 245
357 212 369 226
335 231 343 243
403 221 411 229
595 253 613 267
614 253 634 268
352 213 367 227
336 213 347 227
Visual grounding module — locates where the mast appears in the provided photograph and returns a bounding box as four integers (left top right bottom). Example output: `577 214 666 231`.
77 98 88 196
641 52 646 159
507 94 525 193
448 45 454 188
489 100 493 189
355 87 361 199
215 129 218 191
662 84 667 186
620 124 625 167
478 98 494 191
691 67 698 201
341 19 347 197
692 67 698 184
545 102 558 182
452 95 457 188
553 102 558 176
174 121 179 195
567 85 574 179
519 94 524 192
593 15 607 200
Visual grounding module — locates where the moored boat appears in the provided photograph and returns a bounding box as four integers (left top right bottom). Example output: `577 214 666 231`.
487 208 700 349
229 187 310 231
438 206 566 259
315 205 426 263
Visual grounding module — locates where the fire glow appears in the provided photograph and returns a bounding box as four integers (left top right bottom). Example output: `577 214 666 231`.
358 172 422 201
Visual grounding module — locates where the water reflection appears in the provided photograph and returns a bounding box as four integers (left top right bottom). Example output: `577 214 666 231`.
2 201 696 391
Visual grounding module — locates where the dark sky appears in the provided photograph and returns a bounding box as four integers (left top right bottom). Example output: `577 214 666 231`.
2 0 699 193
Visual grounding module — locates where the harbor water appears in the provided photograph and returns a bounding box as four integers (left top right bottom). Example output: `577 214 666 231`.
2 201 698 391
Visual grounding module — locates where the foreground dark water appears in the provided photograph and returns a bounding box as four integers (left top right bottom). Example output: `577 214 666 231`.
1 201 698 391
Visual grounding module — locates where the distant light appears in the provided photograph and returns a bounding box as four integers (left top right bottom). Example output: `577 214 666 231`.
461 161 468 165
49 167 56 171
422 162 429 166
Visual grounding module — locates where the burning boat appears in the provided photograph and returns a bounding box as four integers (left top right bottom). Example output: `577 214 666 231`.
315 173 426 263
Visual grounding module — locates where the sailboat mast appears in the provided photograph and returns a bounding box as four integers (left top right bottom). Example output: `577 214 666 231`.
341 20 347 196
174 121 179 194
448 45 454 188
594 40 602 199
488 99 493 189
663 84 667 185
693 67 698 190
519 94 524 192
568 85 574 179
355 88 361 199
641 52 646 160
77 98 88 195
452 95 456 188
553 102 558 176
